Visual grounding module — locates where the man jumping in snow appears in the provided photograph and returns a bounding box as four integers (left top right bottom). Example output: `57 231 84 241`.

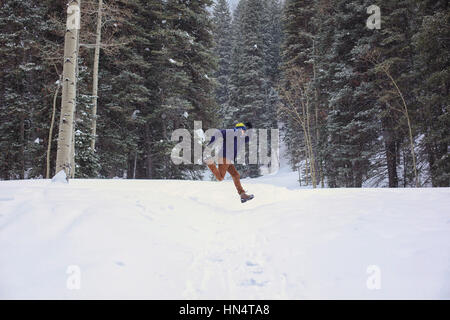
205 122 254 203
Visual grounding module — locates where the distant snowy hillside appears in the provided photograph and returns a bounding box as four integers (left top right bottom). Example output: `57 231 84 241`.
0 177 449 299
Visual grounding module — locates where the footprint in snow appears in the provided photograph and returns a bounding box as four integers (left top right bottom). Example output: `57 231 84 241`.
208 256 223 263
246 261 263 274
240 278 268 287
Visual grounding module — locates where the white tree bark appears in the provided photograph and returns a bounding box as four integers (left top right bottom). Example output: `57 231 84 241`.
55 0 82 178
70 123 76 178
46 76 61 179
91 0 103 151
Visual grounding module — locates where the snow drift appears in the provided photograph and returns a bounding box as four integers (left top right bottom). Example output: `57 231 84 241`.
0 177 449 299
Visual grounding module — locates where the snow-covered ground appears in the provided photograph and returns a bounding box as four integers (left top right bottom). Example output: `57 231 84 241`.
1 173 449 299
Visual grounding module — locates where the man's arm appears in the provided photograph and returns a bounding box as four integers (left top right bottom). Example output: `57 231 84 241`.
245 128 255 143
207 135 216 146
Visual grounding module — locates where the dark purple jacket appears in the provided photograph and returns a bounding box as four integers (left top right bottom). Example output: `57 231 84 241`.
207 129 250 161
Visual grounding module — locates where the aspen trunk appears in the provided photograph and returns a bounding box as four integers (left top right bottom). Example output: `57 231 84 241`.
91 0 103 151
70 125 76 178
304 148 309 186
19 115 25 179
145 122 153 178
55 1 81 178
46 77 61 178
304 93 317 188
133 151 137 179
383 67 419 187
279 68 318 188
312 39 322 187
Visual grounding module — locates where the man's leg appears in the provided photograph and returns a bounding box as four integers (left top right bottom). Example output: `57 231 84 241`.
226 164 245 195
207 157 229 181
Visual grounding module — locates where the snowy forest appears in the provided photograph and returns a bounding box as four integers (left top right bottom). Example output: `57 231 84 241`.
0 0 448 188
1 0 450 301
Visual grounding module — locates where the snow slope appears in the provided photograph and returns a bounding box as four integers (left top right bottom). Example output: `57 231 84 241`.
0 177 449 299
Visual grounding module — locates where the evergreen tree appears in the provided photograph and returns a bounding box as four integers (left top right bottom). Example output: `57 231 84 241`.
212 0 233 127
229 0 272 177
234 0 266 127
324 0 383 187
265 0 283 87
94 0 165 178
74 63 101 178
94 0 218 179
279 0 319 185
262 0 282 130
228 0 246 125
0 0 56 179
366 0 419 187
281 0 315 74
165 0 217 126
412 0 449 186
280 0 382 187
160 0 218 178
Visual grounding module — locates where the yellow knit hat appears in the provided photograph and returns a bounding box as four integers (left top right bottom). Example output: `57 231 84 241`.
235 122 246 130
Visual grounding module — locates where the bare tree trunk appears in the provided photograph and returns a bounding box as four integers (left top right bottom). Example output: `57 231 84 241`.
383 119 399 188
70 125 76 178
304 149 309 186
403 148 407 187
19 115 25 179
91 0 103 151
46 76 61 178
306 134 316 187
304 93 317 188
383 67 419 187
133 151 137 179
312 39 323 187
145 122 153 178
56 1 81 178
367 50 419 188
279 68 318 188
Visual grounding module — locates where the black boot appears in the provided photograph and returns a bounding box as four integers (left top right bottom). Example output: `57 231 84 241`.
239 191 254 203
